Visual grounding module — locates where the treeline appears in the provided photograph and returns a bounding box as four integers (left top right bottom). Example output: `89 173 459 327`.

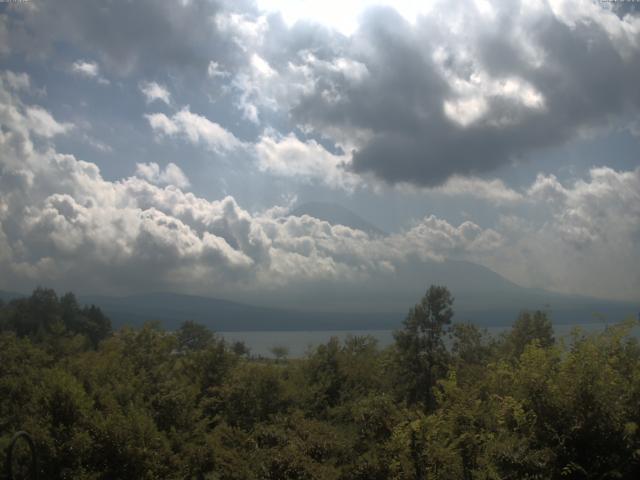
1 286 639 479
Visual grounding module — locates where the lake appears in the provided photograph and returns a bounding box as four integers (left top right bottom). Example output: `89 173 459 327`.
219 321 638 358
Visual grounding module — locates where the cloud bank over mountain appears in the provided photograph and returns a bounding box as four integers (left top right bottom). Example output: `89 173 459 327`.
1 0 639 302
1 71 639 301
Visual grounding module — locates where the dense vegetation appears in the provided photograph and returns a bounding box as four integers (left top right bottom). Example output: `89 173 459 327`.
1 287 639 479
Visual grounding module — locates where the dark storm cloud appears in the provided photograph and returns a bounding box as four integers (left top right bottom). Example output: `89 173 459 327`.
2 0 253 75
3 0 639 189
287 2 640 186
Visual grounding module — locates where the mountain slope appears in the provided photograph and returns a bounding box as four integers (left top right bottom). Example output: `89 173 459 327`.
79 292 399 331
0 290 25 303
78 289 637 332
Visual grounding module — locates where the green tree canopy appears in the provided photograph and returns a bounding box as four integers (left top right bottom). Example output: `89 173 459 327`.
507 309 555 357
393 285 454 409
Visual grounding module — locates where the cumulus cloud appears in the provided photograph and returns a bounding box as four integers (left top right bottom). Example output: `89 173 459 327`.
71 60 99 78
139 81 171 105
276 0 640 186
255 132 360 190
2 71 30 91
24 107 74 138
1 76 639 301
135 162 190 188
1 0 640 304
0 79 503 297
146 107 243 153
483 166 640 300
529 167 640 250
71 60 109 84
0 72 73 140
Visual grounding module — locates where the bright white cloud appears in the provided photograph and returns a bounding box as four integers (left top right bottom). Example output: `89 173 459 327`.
256 0 436 35
139 81 171 105
145 107 243 153
71 60 109 84
0 72 73 139
25 107 74 138
71 60 99 77
441 69 546 127
250 54 276 78
135 162 190 188
255 132 360 190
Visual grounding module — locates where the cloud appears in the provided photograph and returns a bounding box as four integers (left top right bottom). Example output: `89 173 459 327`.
25 107 74 138
254 132 360 190
0 72 73 140
139 81 171 105
70 60 110 84
483 166 640 300
4 0 639 193
2 0 250 76
430 176 523 205
208 61 230 78
0 79 503 297
1 0 639 304
276 1 640 186
145 107 243 153
135 162 190 188
528 167 640 250
71 60 99 78
1 78 639 301
230 53 277 123
2 71 30 91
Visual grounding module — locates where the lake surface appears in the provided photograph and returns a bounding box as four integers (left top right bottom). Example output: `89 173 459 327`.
220 322 638 358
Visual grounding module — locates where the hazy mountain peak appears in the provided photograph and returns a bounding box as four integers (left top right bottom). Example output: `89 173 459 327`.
290 202 386 236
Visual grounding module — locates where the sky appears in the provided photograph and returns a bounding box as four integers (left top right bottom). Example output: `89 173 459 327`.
0 0 639 305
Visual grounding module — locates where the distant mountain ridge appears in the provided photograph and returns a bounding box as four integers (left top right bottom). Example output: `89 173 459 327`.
1 288 636 332
75 291 640 331
0 290 24 303
79 292 398 331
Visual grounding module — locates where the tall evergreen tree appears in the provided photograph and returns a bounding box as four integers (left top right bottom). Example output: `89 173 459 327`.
393 285 454 409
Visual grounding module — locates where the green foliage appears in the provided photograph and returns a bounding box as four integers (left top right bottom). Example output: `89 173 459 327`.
270 345 290 362
303 335 388 417
1 287 640 479
211 363 292 429
0 288 111 348
230 340 250 357
505 309 555 358
393 285 454 408
177 320 215 352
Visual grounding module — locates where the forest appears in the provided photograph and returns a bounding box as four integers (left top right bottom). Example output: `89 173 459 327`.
1 286 639 479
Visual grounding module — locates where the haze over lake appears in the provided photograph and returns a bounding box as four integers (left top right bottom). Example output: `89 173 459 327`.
221 322 640 358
